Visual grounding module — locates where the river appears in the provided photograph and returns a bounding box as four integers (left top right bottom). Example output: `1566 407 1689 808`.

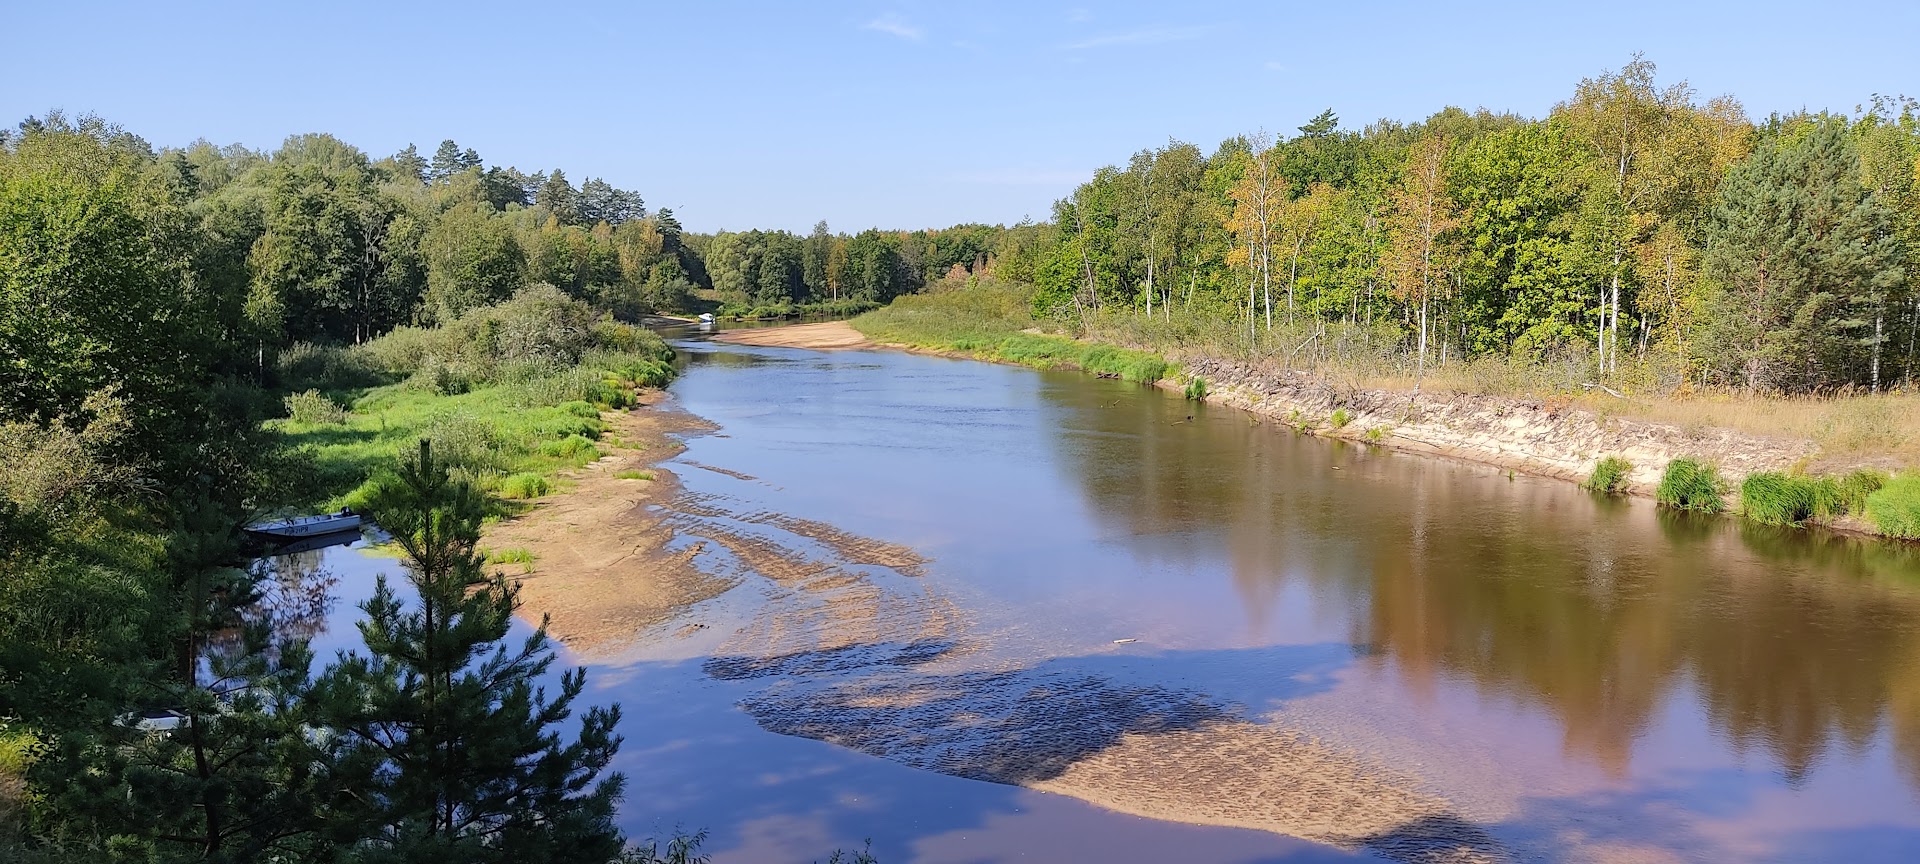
270 333 1920 862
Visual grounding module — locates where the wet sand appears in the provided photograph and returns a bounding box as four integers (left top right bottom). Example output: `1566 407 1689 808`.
709 321 873 350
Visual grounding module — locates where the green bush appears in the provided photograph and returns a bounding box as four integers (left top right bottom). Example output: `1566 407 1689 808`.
1656 458 1726 513
1584 456 1634 494
496 472 550 500
1741 472 1818 525
1834 469 1889 515
1330 408 1353 428
284 389 347 424
1864 475 1920 539
539 434 600 461
560 400 599 419
277 342 382 391
1184 377 1208 401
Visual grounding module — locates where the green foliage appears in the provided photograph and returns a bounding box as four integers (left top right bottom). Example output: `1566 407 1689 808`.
1741 472 1821 525
1584 456 1634 494
540 434 602 462
1834 469 1889 515
1656 458 1727 512
1184 377 1209 400
853 283 1172 383
497 472 552 499
312 442 627 860
1330 408 1353 428
613 469 654 481
1698 118 1906 392
283 389 347 424
1865 475 1920 539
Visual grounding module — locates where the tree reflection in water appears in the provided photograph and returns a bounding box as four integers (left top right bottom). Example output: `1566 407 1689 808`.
204 548 341 663
1041 376 1920 791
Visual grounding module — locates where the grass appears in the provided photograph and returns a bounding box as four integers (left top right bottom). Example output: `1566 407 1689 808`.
272 290 678 512
613 469 655 481
485 547 538 573
851 281 1174 384
1865 475 1920 539
496 472 551 500
1183 377 1208 401
1330 407 1353 428
1656 458 1727 513
1740 472 1820 525
1584 456 1634 494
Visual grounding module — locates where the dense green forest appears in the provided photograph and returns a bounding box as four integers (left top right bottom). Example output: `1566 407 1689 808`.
0 115 701 861
973 60 1917 395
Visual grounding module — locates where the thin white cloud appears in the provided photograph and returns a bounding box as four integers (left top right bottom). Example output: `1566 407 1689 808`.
1264 60 1287 72
863 13 923 41
1063 25 1213 50
1067 7 1093 22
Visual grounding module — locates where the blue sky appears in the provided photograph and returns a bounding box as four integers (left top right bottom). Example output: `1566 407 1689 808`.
6 1 1917 232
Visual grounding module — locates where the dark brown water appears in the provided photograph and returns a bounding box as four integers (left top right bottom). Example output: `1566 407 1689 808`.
286 337 1920 862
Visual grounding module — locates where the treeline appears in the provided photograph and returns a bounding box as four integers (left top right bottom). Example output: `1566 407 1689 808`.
1008 59 1919 394
851 59 1920 396
688 221 1032 316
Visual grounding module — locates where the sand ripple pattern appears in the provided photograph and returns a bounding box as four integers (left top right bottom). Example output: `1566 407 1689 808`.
668 488 1506 864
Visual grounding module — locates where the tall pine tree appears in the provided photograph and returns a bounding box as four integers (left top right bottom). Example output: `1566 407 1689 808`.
312 441 627 863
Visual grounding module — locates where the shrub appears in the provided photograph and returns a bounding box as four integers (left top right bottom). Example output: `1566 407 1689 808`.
1330 408 1353 428
284 389 347 425
560 400 599 419
1584 456 1634 494
1184 377 1209 401
1365 427 1385 442
1741 472 1818 525
1865 475 1920 539
277 342 382 391
497 472 550 500
1656 458 1726 513
540 434 600 461
1834 469 1889 515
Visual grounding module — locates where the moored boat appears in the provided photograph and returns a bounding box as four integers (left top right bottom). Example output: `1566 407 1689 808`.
246 510 362 540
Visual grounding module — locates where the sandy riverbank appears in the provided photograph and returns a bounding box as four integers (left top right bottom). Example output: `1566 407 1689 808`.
709 320 873 350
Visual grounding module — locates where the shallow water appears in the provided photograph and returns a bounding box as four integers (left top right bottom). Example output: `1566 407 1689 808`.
282 337 1920 862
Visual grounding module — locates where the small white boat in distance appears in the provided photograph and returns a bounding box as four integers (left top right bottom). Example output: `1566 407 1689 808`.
246 510 362 540
697 313 715 324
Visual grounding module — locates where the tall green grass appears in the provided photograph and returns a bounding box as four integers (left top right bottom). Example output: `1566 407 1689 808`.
1584 456 1634 494
1865 475 1920 539
1656 458 1727 513
1741 472 1820 525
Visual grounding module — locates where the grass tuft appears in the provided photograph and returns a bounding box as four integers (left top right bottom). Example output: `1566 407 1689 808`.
1584 456 1634 495
1184 377 1208 401
1330 408 1353 428
1656 458 1726 513
613 469 655 481
1741 472 1818 525
496 472 550 500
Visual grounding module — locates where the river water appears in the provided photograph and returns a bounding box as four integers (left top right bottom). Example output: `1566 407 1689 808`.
277 335 1920 862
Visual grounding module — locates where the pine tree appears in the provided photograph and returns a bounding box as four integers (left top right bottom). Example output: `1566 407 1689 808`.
429 140 465 184
312 441 627 863
1699 118 1905 391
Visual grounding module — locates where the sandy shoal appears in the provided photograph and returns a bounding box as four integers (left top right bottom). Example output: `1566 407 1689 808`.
709 321 873 350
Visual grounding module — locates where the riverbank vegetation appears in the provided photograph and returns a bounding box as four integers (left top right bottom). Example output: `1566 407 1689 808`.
853 277 1170 383
0 116 694 860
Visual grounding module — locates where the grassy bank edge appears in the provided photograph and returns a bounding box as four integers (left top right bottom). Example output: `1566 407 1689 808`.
850 290 1920 543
